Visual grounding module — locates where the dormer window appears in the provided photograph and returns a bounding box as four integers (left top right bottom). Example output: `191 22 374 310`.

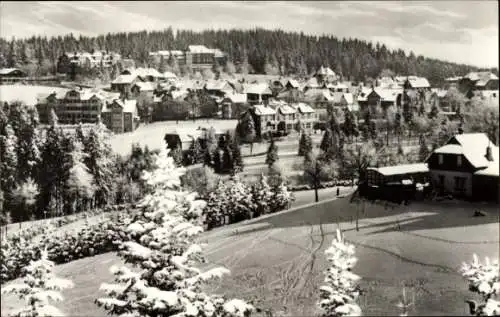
438 154 444 165
457 155 462 167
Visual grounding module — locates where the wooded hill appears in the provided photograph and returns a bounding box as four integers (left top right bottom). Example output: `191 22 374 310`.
1 27 498 85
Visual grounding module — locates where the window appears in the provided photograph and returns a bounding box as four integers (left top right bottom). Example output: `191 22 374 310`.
457 156 462 167
438 154 444 165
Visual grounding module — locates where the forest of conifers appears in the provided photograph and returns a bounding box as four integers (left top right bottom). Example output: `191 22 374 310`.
0 27 498 85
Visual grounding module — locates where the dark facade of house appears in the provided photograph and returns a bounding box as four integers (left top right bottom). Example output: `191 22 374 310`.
426 133 498 201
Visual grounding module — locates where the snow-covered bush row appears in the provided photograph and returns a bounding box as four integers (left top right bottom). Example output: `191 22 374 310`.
204 175 293 230
288 179 354 192
2 202 133 244
461 254 500 316
97 148 254 317
318 229 362 317
1 211 137 284
1 249 74 317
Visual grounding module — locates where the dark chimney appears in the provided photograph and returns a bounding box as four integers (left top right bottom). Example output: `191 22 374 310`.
485 146 494 162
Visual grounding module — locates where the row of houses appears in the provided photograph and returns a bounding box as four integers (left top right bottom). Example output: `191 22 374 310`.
365 132 499 202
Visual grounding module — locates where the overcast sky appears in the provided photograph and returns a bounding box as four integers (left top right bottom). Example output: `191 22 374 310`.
1 1 498 68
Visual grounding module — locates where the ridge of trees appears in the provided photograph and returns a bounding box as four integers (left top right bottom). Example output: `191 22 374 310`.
1 27 498 85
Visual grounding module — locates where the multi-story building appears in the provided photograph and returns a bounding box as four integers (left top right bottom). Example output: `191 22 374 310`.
0 68 27 84
36 87 138 134
291 102 317 132
426 133 498 201
37 88 118 124
101 99 139 134
149 45 226 71
57 51 121 73
244 83 273 105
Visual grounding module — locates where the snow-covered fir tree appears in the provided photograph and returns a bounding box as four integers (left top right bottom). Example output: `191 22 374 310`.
1 249 74 317
461 254 500 316
96 148 254 317
318 229 362 317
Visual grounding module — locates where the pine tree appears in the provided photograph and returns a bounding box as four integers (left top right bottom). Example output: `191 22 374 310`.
39 126 65 217
318 229 362 317
320 128 336 160
1 249 74 317
227 131 244 174
84 126 115 208
66 141 95 214
238 112 256 154
186 138 204 165
158 54 167 73
97 148 254 316
418 136 430 162
298 133 313 157
0 124 19 196
265 137 279 168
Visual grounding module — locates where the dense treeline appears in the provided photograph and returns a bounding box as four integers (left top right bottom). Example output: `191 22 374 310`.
0 102 158 224
1 28 498 85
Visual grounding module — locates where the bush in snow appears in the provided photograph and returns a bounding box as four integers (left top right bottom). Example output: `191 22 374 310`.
96 148 254 317
1 249 74 317
461 254 500 316
318 229 362 317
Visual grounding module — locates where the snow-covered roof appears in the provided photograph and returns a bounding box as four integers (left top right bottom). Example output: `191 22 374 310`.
293 102 315 113
223 93 247 103
316 66 336 77
474 162 499 177
245 83 272 95
305 77 320 88
253 104 276 116
286 79 300 88
205 80 230 91
343 93 354 105
277 104 297 115
163 71 177 79
356 87 373 102
464 72 498 83
368 163 429 176
434 144 463 155
449 133 499 169
0 68 25 75
108 99 138 113
0 85 68 106
188 45 213 54
406 77 430 88
112 74 136 84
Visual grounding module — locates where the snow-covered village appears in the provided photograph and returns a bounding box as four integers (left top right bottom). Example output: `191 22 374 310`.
0 1 499 317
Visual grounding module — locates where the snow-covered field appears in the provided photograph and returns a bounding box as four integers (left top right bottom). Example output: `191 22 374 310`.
108 119 239 156
2 197 498 316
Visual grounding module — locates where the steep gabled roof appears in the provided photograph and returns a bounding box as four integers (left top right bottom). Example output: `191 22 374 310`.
432 133 499 169
253 104 276 116
292 102 315 113
406 77 430 88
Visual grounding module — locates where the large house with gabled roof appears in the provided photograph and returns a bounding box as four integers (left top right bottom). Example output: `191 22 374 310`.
426 132 499 201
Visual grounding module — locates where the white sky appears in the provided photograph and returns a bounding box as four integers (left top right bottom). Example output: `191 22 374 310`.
1 1 498 68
